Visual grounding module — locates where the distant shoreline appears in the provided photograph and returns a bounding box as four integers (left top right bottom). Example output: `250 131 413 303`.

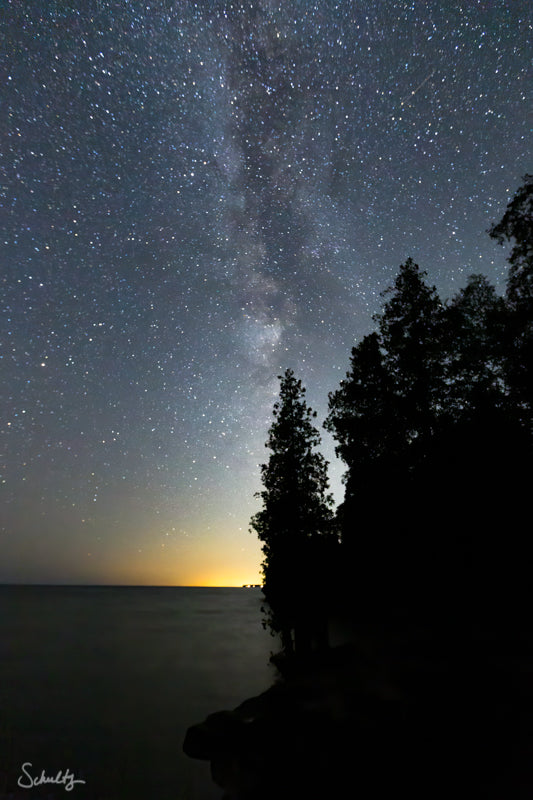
0 583 260 588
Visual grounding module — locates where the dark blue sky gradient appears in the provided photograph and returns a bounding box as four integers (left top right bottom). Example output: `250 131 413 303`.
1 1 531 584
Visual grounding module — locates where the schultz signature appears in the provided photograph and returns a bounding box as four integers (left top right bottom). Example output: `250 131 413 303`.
17 762 86 792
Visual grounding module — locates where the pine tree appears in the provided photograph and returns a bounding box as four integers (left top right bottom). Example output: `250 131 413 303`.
250 369 334 656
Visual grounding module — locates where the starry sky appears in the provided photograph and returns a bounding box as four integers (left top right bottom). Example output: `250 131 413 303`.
1 1 531 586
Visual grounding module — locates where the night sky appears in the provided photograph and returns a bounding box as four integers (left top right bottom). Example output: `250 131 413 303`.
1 1 531 585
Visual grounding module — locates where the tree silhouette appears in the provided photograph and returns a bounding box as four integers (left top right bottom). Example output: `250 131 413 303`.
489 174 533 306
325 258 517 623
250 369 335 656
483 175 533 624
248 179 533 648
376 257 445 454
323 260 446 621
442 274 507 424
324 333 405 615
489 173 533 413
325 332 400 477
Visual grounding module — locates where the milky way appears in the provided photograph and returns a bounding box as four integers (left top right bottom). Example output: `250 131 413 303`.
1 1 531 584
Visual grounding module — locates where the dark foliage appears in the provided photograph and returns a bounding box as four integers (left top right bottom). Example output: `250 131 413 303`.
250 369 336 655
442 274 507 423
324 181 532 630
489 173 533 412
376 257 446 444
250 175 532 652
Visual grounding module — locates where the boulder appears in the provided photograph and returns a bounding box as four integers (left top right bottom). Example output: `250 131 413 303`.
184 637 533 799
183 644 410 798
182 710 246 760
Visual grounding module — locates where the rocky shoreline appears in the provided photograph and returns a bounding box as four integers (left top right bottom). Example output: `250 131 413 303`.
184 631 533 799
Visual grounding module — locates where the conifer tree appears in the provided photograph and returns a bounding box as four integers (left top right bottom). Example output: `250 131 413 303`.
325 332 398 472
443 273 507 423
325 260 447 619
324 332 401 543
376 257 445 450
324 333 403 615
485 176 533 620
489 174 533 309
250 369 334 655
489 173 533 412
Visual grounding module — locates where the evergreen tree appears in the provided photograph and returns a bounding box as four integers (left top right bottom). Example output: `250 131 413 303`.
320 188 533 632
376 257 445 453
324 333 403 617
326 260 448 622
489 173 533 309
250 369 334 656
325 332 399 475
489 173 533 413
485 175 533 621
442 274 507 423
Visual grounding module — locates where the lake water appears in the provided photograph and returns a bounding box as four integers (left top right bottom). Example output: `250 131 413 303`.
0 586 277 800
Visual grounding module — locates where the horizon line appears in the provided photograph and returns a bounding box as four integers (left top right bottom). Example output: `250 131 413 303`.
0 582 262 588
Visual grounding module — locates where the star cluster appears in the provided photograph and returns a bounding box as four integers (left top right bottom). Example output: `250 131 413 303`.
1 1 531 584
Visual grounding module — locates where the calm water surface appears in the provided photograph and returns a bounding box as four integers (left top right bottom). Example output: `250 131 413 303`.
0 586 277 800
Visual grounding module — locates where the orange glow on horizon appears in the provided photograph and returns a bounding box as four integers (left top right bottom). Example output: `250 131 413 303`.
85 549 263 588
185 570 263 587
0 525 265 587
